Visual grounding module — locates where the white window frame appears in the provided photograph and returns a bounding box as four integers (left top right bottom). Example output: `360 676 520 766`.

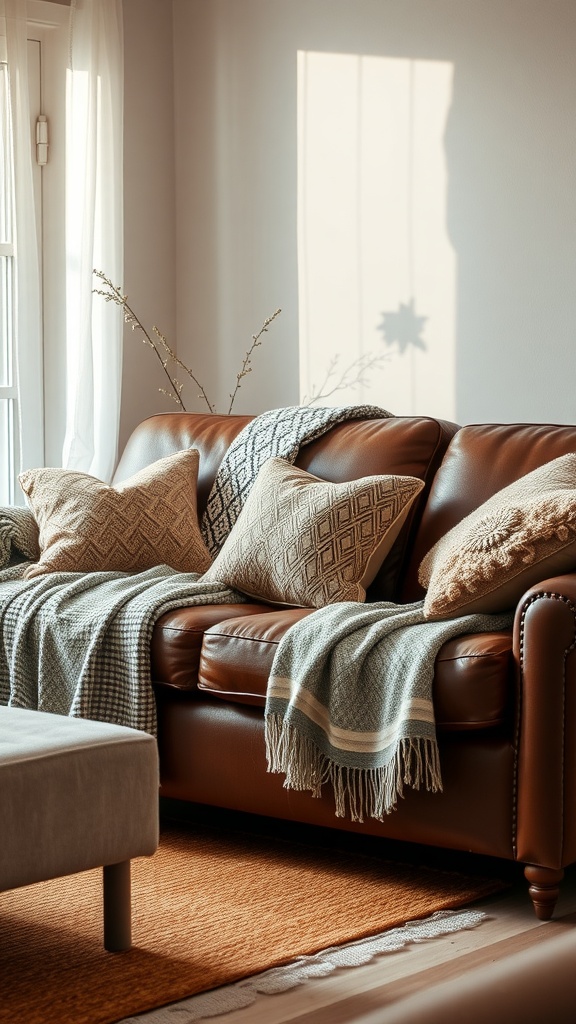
0 51 17 503
0 1 69 504
29 1 69 469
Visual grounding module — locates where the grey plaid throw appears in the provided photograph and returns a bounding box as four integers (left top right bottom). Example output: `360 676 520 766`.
266 600 513 820
0 565 242 734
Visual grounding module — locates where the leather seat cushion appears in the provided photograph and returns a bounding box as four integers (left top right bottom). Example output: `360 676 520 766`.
197 610 513 730
151 602 273 690
198 609 312 706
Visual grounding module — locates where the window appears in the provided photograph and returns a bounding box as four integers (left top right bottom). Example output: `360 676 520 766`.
0 54 16 504
0 2 69 504
0 30 44 505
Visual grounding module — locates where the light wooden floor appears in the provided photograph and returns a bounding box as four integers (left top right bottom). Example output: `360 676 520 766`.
152 803 576 1024
200 870 576 1024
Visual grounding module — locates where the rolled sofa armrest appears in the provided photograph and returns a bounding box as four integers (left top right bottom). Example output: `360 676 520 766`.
513 572 576 869
0 506 40 568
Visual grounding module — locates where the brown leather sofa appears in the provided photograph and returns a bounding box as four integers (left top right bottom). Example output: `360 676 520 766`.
114 411 576 919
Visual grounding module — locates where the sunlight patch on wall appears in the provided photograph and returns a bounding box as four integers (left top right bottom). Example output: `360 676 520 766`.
297 51 455 419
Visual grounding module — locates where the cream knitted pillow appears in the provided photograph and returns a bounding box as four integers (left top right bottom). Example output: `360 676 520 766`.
201 457 424 608
419 453 576 620
19 449 212 578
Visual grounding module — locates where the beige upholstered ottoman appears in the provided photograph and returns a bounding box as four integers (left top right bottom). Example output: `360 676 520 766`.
0 707 159 951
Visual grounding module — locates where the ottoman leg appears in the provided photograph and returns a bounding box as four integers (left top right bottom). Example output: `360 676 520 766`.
103 860 132 952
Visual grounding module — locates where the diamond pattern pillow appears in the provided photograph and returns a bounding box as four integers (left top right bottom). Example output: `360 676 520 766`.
19 449 212 578
201 457 424 608
419 453 576 620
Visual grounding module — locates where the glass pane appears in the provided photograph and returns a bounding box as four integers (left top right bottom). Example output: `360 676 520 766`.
0 62 12 245
0 255 13 387
0 398 14 505
0 61 13 391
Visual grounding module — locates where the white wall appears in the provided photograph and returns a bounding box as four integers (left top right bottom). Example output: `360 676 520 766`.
120 0 178 451
171 0 299 418
168 0 576 426
120 0 576 441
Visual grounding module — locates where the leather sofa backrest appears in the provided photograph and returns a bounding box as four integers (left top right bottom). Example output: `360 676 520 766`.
401 422 576 601
293 415 458 599
113 411 458 602
113 413 253 516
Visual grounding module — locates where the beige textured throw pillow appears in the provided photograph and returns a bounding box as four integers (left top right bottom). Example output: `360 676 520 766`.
419 453 576 620
19 449 212 578
201 457 424 608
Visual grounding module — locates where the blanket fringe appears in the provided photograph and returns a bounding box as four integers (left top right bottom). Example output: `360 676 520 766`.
265 715 442 823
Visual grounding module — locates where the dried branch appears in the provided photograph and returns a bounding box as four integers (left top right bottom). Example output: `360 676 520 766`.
93 270 188 412
227 308 282 415
93 270 281 415
152 326 216 414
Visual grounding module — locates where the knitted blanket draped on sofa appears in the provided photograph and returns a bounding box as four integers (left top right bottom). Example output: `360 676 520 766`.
265 599 512 820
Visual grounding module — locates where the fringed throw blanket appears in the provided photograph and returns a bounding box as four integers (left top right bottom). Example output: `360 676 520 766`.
265 600 514 820
0 405 391 733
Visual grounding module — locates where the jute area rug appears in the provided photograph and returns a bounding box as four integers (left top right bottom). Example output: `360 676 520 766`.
0 818 506 1024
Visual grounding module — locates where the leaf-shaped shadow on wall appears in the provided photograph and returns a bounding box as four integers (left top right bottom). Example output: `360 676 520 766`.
378 299 428 354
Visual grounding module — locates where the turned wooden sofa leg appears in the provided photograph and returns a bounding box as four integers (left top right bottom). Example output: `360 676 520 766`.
524 865 564 920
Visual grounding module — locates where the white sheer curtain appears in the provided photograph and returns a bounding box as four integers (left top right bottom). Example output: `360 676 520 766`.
63 0 123 481
0 0 43 484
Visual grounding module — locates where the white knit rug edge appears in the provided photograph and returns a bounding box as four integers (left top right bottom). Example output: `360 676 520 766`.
119 908 488 1023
